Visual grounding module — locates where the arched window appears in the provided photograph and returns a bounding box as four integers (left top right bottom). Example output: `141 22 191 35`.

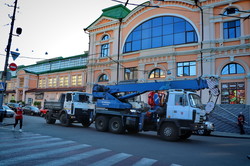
101 35 110 57
102 35 109 41
123 16 198 53
149 68 166 78
223 7 239 15
221 63 245 75
98 74 109 82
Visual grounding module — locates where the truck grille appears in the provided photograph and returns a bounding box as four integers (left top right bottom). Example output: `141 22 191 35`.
75 108 93 116
199 115 204 123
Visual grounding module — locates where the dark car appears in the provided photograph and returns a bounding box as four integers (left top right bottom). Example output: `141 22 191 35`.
22 106 40 116
7 103 21 111
3 105 15 118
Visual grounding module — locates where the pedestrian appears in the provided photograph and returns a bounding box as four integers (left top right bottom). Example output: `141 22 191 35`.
12 107 23 132
237 112 245 135
0 108 5 125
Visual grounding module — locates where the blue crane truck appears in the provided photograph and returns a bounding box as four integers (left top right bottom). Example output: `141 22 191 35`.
92 77 219 141
44 77 219 141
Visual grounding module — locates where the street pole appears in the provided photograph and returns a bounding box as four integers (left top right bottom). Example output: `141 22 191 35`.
0 0 19 124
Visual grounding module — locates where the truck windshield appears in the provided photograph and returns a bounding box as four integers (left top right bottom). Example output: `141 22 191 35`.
189 94 204 109
73 94 91 103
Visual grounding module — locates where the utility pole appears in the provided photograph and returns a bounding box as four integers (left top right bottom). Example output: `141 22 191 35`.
0 0 19 124
116 0 130 84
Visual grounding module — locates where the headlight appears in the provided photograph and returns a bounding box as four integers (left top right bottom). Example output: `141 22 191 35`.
130 109 136 113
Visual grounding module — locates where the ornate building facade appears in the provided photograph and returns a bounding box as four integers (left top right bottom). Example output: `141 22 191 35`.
84 0 250 105
2 0 250 107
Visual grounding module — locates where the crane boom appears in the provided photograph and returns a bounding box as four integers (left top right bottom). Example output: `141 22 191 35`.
92 78 216 109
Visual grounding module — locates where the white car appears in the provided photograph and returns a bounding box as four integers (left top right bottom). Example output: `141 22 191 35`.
3 105 15 118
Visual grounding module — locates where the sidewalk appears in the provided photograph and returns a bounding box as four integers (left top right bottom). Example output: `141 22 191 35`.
211 131 250 139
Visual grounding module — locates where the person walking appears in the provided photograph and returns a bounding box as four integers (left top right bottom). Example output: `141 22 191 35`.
237 112 245 135
12 107 23 132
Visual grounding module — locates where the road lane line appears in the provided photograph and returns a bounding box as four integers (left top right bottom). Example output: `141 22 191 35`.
0 137 62 148
0 140 74 155
0 144 91 166
1 135 51 142
88 153 132 166
38 148 111 166
132 158 158 166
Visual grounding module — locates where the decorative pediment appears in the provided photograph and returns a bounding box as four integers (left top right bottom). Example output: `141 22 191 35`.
94 17 116 27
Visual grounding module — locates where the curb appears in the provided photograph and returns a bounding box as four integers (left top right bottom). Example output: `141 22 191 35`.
210 132 250 139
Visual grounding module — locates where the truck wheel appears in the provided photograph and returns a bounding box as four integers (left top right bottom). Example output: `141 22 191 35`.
159 123 179 141
109 117 125 134
180 131 192 140
95 116 109 132
45 112 56 124
60 113 71 127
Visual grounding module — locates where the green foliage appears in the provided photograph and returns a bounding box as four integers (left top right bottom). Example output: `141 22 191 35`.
17 101 25 105
34 101 41 108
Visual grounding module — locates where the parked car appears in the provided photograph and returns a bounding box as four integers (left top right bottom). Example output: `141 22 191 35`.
22 106 40 116
6 103 21 111
2 105 15 118
39 108 48 117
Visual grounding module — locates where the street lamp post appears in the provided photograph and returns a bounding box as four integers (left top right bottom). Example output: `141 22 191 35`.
0 0 19 124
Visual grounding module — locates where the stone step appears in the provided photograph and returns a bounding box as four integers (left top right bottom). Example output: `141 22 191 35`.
209 104 250 134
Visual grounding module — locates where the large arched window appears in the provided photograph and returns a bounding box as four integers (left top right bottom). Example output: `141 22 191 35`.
98 74 109 82
123 16 198 53
148 68 165 78
221 63 245 75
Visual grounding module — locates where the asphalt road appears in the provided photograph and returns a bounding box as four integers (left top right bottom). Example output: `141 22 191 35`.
2 115 250 166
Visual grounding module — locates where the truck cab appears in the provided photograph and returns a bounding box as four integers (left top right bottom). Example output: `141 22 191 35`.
45 92 95 127
166 90 205 123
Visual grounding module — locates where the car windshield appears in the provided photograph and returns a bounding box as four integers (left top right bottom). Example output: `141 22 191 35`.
3 105 10 110
30 106 39 110
9 103 19 107
73 93 92 103
189 94 204 109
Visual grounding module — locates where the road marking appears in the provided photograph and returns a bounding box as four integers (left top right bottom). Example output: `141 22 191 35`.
0 144 91 166
0 128 171 166
89 153 132 166
1 134 51 142
0 137 61 148
132 158 158 166
38 148 111 166
0 140 74 155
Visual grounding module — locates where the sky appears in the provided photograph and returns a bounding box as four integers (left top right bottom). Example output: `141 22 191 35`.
0 0 146 70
